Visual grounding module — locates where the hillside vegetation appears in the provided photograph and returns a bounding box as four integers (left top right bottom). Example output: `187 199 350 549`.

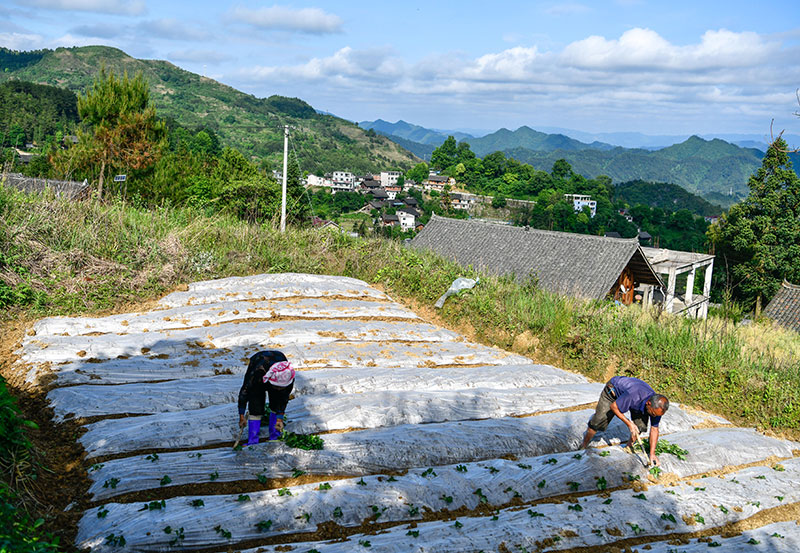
0 46 419 174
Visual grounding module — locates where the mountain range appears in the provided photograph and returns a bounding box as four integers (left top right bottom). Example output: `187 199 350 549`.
360 120 800 206
0 46 419 174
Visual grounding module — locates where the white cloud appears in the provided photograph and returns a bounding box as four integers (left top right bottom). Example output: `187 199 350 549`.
137 19 212 41
0 31 44 50
24 0 145 16
228 5 342 34
168 49 231 64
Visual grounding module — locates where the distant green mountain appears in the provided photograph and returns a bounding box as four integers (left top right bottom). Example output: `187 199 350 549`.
463 126 616 157
613 180 723 216
500 135 766 205
359 119 473 146
0 46 419 174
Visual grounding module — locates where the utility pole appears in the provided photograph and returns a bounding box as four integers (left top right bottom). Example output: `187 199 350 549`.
281 125 288 232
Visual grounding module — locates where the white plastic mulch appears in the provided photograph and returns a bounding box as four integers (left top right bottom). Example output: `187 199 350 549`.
15 273 799 553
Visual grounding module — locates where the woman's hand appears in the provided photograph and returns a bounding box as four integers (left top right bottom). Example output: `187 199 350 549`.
239 414 246 429
275 418 284 432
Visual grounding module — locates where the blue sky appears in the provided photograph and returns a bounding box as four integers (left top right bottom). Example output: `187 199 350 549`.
3 1 800 137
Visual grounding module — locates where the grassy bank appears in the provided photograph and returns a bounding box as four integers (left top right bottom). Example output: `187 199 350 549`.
2 183 799 436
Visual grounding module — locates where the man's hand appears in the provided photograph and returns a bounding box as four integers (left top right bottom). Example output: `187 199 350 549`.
275 418 284 432
650 454 660 467
239 414 246 429
628 423 640 444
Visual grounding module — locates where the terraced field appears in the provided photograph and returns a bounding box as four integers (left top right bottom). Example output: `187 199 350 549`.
15 273 800 552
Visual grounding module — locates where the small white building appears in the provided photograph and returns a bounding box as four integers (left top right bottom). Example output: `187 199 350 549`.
380 171 402 188
333 171 354 185
306 174 333 187
565 194 597 218
397 210 416 231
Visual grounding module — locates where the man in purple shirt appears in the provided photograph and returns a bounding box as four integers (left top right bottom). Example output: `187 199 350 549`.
580 376 670 466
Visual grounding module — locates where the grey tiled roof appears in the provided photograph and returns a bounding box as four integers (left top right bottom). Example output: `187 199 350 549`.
2 172 90 200
764 281 800 333
411 215 661 300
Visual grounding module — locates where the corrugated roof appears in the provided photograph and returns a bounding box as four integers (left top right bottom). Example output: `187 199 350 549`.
3 172 90 200
764 281 800 333
410 215 662 300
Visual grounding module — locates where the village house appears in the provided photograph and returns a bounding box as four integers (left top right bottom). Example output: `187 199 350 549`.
565 194 597 218
380 171 401 188
396 209 416 232
764 281 800 333
412 215 663 307
380 213 400 227
424 174 455 192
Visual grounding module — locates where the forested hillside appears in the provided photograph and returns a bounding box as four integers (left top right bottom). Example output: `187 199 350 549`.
0 46 419 174
0 80 79 146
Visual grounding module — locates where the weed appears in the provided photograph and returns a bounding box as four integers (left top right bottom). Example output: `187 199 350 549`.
537 479 546 488
440 495 453 504
169 527 185 546
694 514 705 524
627 523 643 535
407 505 419 516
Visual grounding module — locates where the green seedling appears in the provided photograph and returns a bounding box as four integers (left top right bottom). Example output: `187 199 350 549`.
105 534 126 547
139 500 166 511
358 539 371 547
599 451 610 457
191 499 204 507
370 505 387 520
719 505 728 514
408 505 419 516
233 444 243 451
649 466 662 478
163 526 172 534
603 498 613 504
169 527 184 546
97 507 109 519
772 533 784 538
281 432 324 450
730 478 740 484
237 494 250 502
277 488 292 496
357 478 367 486
160 475 172 486
188 452 203 459
773 464 786 472
537 479 546 489
544 458 558 465
406 530 420 537
527 510 544 518
592 529 603 536
145 453 159 462
694 514 705 524
747 538 760 545
454 520 463 529
214 525 232 539
333 507 343 518
487 466 499 474
209 470 219 481
318 482 332 490
440 495 453 504
572 453 582 460
517 463 532 469
257 474 268 485
694 487 706 491
473 488 489 504
596 476 607 490
627 523 643 535
754 475 766 480
103 478 119 489
633 493 647 500
456 464 468 472
387 476 397 482
491 510 499 521
665 490 676 495
642 438 688 460
749 501 761 507
626 473 640 482
421 468 437 478
661 513 676 523
567 481 580 491
776 496 784 502
708 541 721 547
89 463 104 472
292 468 306 478
297 512 311 522
568 503 582 512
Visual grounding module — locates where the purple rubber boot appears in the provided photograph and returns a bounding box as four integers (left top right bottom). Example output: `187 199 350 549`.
268 413 281 441
247 419 261 445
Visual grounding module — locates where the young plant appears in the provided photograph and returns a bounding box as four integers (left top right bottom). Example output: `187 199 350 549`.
333 507 343 518
694 514 705 524
596 476 607 491
105 534 126 547
97 506 109 519
473 488 488 504
209 470 219 481
145 453 159 462
517 463 532 469
440 495 453 504
318 482 332 490
454 520 463 529
456 464 468 472
257 474 268 485
89 463 105 472
567 481 580 491
237 494 251 502
408 504 419 516
544 458 558 465
292 468 306 478
191 499 204 507
139 500 166 511
387 476 397 482
537 479 546 489
572 453 582 460
661 513 676 523
487 466 499 474
102 478 120 489
627 523 643 535
159 475 172 486
297 512 311 522
527 510 544 518
420 468 437 478
568 503 582 512
358 539 371 547
370 505 387 520
169 527 185 546
406 530 420 537
214 525 232 539
649 466 662 478
599 451 610 457
633 493 647 500
277 488 292 496
357 478 367 486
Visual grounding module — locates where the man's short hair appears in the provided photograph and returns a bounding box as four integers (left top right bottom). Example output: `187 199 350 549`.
650 394 669 412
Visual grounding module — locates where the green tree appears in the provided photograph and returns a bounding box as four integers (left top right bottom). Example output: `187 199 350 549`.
431 136 457 170
709 138 800 313
406 162 429 184
73 68 166 198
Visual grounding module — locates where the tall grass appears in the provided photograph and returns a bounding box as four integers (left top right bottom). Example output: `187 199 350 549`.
1 184 799 437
